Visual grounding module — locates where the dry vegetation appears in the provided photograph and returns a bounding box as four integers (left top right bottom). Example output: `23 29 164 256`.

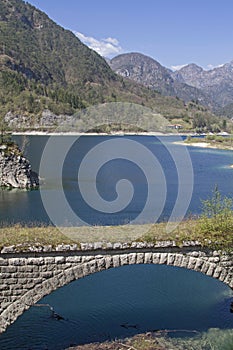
0 215 232 251
67 332 179 350
67 329 233 350
185 135 233 150
0 224 74 250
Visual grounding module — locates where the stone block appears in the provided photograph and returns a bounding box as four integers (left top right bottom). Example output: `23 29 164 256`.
0 258 8 266
194 258 204 271
82 256 95 263
136 253 145 264
180 256 189 268
128 253 137 265
113 255 120 267
152 253 160 264
213 266 222 278
120 254 128 266
105 256 113 269
206 264 215 276
218 269 227 281
97 258 105 271
93 242 103 250
144 252 153 264
27 258 44 266
44 257 55 264
113 242 123 250
187 257 197 269
159 253 168 264
41 271 53 279
167 254 175 265
54 256 65 264
173 254 183 267
8 258 26 266
66 256 82 263
73 266 84 279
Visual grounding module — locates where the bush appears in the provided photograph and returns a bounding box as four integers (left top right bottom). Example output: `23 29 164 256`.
196 186 233 249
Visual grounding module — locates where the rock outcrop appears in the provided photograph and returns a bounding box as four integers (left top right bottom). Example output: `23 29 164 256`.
171 61 233 114
110 53 233 115
109 52 211 107
0 144 39 189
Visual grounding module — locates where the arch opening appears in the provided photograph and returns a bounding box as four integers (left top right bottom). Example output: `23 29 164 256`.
1 263 233 350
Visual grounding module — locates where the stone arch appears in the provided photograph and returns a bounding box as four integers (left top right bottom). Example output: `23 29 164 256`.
0 250 232 334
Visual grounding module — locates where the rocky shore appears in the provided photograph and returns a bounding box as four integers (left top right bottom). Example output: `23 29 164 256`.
66 332 181 350
0 143 39 189
66 329 233 350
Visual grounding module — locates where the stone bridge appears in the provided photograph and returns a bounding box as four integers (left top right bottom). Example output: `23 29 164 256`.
0 241 233 333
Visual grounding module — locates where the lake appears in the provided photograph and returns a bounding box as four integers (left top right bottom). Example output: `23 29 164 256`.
0 135 232 225
0 135 233 349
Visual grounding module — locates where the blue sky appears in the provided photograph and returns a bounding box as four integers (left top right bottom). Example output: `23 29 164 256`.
27 0 233 70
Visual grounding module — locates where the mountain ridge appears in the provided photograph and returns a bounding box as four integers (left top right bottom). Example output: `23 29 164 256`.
110 53 213 109
172 61 233 113
0 0 199 125
0 0 226 133
110 53 233 116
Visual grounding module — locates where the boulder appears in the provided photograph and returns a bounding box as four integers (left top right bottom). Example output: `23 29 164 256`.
0 146 39 189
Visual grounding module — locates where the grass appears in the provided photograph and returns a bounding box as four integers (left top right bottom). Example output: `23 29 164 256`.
67 332 188 350
0 224 74 250
0 216 233 251
0 223 169 249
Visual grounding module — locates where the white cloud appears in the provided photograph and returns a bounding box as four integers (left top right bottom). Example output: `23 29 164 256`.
104 37 119 46
74 31 123 57
206 63 224 70
171 64 189 71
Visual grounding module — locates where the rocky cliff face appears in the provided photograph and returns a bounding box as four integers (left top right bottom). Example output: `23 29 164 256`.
172 62 233 112
0 144 39 189
110 52 174 93
109 53 211 107
110 53 233 115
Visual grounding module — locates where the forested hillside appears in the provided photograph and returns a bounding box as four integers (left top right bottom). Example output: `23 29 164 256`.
0 0 225 132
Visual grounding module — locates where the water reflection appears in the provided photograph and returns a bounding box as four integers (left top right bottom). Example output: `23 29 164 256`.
0 187 49 224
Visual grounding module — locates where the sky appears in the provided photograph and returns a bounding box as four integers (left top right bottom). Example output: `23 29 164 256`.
27 0 233 70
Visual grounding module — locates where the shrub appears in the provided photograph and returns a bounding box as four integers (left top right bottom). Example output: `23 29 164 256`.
196 186 233 249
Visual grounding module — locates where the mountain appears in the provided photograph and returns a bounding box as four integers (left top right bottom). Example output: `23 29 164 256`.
0 0 223 132
110 53 174 95
109 53 212 108
172 63 204 86
172 62 233 115
110 53 233 116
0 0 117 112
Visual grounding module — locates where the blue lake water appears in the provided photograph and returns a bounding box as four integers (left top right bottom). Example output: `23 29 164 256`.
0 135 232 225
0 135 233 349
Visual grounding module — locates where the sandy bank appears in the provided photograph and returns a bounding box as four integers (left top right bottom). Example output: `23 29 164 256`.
174 141 233 151
12 131 189 137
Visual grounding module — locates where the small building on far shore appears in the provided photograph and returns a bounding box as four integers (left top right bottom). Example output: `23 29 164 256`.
167 124 183 130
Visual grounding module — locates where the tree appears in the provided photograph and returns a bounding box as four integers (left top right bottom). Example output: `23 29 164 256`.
0 117 11 145
222 119 227 131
